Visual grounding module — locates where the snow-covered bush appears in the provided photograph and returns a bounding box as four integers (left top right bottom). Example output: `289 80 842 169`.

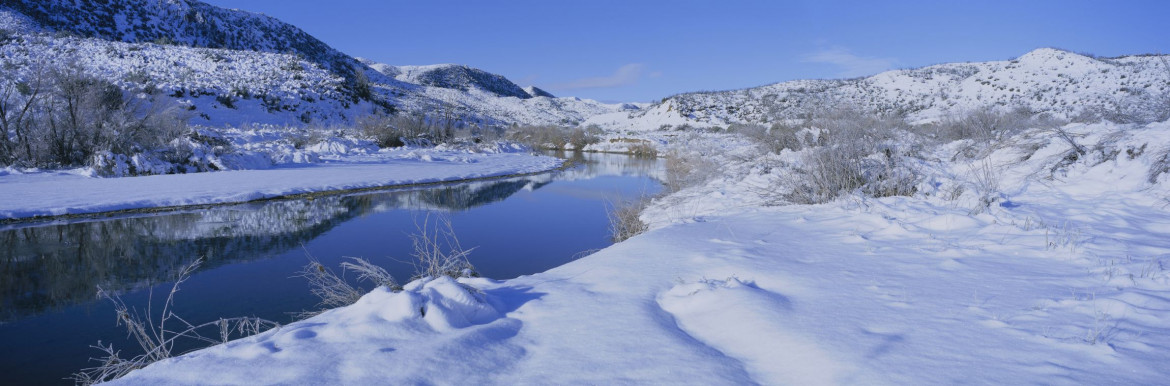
664 148 719 193
929 106 1058 145
627 141 659 158
608 197 649 242
770 107 920 204
357 113 409 148
730 122 811 154
0 64 188 170
504 124 600 151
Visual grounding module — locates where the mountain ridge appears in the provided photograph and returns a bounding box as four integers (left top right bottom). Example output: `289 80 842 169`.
594 48 1170 131
3 1 1168 131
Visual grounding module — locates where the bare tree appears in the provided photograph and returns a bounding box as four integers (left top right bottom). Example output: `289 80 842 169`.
0 65 47 165
0 62 187 169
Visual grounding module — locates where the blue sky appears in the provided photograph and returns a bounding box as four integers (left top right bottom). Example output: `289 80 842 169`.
203 0 1169 102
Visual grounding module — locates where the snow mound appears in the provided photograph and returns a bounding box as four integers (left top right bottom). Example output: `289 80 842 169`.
110 276 517 385
658 277 848 385
405 276 501 331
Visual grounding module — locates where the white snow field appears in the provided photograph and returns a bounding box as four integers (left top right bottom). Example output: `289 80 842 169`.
0 144 560 219
103 121 1170 385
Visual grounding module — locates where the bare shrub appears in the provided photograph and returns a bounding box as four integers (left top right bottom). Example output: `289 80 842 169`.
781 106 919 204
607 197 649 242
73 259 279 385
1052 126 1087 155
729 122 773 150
934 106 1057 143
731 122 809 154
0 65 47 165
504 124 601 151
769 122 808 152
862 149 919 198
355 109 487 148
627 141 658 158
664 149 718 192
506 124 563 149
408 215 477 280
1073 91 1170 125
298 254 364 311
356 113 407 148
340 257 399 289
297 215 474 317
968 159 1001 212
1149 150 1170 184
567 126 600 150
786 145 866 204
296 252 402 318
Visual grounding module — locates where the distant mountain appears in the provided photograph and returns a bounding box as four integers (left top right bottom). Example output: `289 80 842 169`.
600 48 1170 130
392 64 533 99
525 86 556 98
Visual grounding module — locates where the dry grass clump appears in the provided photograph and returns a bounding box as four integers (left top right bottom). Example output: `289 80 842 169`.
607 198 650 242
73 259 279 385
407 215 477 281
296 214 476 316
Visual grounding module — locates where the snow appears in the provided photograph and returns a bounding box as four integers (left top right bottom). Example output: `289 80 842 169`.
0 146 560 220
103 120 1170 384
595 49 1170 131
4 3 1170 384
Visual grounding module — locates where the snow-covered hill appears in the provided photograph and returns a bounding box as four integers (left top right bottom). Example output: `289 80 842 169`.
391 64 534 100
592 48 1170 131
362 60 632 126
0 31 361 126
524 86 556 98
1 0 357 75
0 0 627 128
4 1 1170 141
8 2 1163 133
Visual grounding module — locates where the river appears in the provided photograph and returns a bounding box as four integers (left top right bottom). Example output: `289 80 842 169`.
0 151 662 385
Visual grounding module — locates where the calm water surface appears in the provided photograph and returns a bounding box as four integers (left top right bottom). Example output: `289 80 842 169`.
0 152 662 385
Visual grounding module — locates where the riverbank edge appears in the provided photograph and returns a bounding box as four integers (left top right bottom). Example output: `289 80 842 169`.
1 156 574 226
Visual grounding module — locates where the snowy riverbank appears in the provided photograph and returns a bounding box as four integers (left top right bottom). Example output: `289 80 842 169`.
102 121 1170 384
106 200 1170 384
0 143 561 220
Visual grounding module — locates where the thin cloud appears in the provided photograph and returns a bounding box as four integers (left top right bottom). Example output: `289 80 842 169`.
553 63 646 90
515 74 540 87
802 47 897 77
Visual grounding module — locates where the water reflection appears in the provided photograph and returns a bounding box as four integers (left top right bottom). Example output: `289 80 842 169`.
0 151 661 322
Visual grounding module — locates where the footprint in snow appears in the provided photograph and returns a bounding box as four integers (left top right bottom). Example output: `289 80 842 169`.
657 277 848 385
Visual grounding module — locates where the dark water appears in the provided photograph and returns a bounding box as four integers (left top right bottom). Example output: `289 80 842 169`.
0 152 661 385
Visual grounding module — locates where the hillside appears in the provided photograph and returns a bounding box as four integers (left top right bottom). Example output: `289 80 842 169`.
0 0 626 128
7 2 1165 133
392 64 534 99
591 48 1170 131
1 0 359 76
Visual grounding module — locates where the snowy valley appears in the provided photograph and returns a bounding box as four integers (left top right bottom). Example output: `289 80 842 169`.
1 1 1169 385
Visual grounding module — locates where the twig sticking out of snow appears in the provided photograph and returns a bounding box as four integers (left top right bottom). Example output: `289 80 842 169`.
72 259 280 385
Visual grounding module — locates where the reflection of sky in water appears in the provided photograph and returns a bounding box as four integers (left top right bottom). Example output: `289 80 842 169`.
0 152 662 385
